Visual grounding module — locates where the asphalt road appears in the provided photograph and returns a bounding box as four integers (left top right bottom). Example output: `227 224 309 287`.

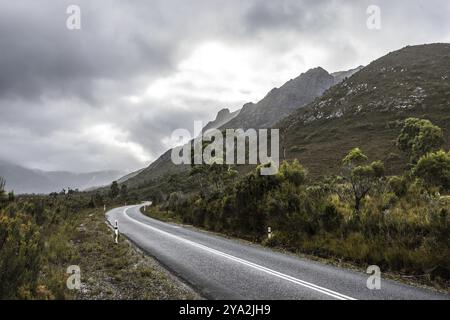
106 203 449 300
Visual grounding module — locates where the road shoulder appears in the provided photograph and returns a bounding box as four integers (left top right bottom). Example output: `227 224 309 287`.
64 207 201 299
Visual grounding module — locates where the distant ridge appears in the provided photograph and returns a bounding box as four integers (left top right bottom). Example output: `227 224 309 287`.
0 160 124 194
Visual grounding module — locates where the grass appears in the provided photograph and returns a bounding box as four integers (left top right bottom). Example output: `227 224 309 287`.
41 206 200 300
141 206 183 224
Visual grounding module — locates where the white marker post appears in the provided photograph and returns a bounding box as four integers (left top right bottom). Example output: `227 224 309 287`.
103 204 106 212
268 227 272 240
114 220 119 244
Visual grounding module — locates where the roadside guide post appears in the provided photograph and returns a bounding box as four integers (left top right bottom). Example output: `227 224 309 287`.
114 220 119 244
268 226 272 240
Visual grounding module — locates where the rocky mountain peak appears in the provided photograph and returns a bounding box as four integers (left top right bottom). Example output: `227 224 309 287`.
219 66 336 130
202 107 240 132
215 108 231 121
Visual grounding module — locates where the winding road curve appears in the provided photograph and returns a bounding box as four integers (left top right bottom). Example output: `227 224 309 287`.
106 203 449 300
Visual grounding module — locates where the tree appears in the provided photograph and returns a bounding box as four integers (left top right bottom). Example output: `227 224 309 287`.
414 150 450 192
342 148 385 212
89 192 104 208
342 147 368 166
278 160 306 187
167 191 185 213
0 177 7 208
190 161 237 195
397 118 444 163
232 165 281 238
110 181 120 198
120 184 128 199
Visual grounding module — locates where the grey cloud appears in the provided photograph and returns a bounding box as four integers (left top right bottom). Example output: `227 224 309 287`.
0 0 449 173
243 0 332 33
0 1 179 103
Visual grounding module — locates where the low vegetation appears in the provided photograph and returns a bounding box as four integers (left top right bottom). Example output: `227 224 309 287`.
0 184 198 299
143 118 450 290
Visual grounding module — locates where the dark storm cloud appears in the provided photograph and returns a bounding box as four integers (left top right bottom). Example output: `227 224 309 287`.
0 0 449 172
0 1 179 103
244 0 332 33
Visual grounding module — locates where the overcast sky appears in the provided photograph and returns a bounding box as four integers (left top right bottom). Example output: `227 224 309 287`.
0 0 449 173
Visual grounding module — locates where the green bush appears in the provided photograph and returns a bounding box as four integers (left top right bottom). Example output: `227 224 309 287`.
397 118 445 163
414 150 450 192
388 175 408 197
0 212 42 299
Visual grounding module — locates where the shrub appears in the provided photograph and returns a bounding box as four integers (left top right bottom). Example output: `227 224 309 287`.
414 150 450 192
388 176 408 197
319 204 344 232
397 118 445 163
0 212 42 299
278 160 307 187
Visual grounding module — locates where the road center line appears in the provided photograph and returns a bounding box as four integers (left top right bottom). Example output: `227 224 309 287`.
123 206 357 300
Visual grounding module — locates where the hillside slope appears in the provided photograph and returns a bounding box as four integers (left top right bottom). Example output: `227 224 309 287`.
278 43 450 176
122 66 360 187
122 44 450 188
221 67 334 130
202 108 240 132
331 66 364 85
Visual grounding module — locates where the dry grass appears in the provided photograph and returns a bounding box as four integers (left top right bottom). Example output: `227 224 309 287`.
41 207 200 300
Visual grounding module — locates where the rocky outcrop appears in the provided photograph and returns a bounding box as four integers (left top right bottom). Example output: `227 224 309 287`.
221 67 340 129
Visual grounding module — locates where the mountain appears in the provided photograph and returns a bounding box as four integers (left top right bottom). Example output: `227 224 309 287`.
218 66 363 130
0 160 55 194
278 43 450 176
123 149 184 186
331 65 364 84
116 168 145 184
220 67 335 129
202 108 240 132
121 66 360 187
0 160 124 194
124 44 450 188
119 108 240 187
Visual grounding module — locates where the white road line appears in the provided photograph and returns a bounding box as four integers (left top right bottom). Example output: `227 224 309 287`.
123 206 357 301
